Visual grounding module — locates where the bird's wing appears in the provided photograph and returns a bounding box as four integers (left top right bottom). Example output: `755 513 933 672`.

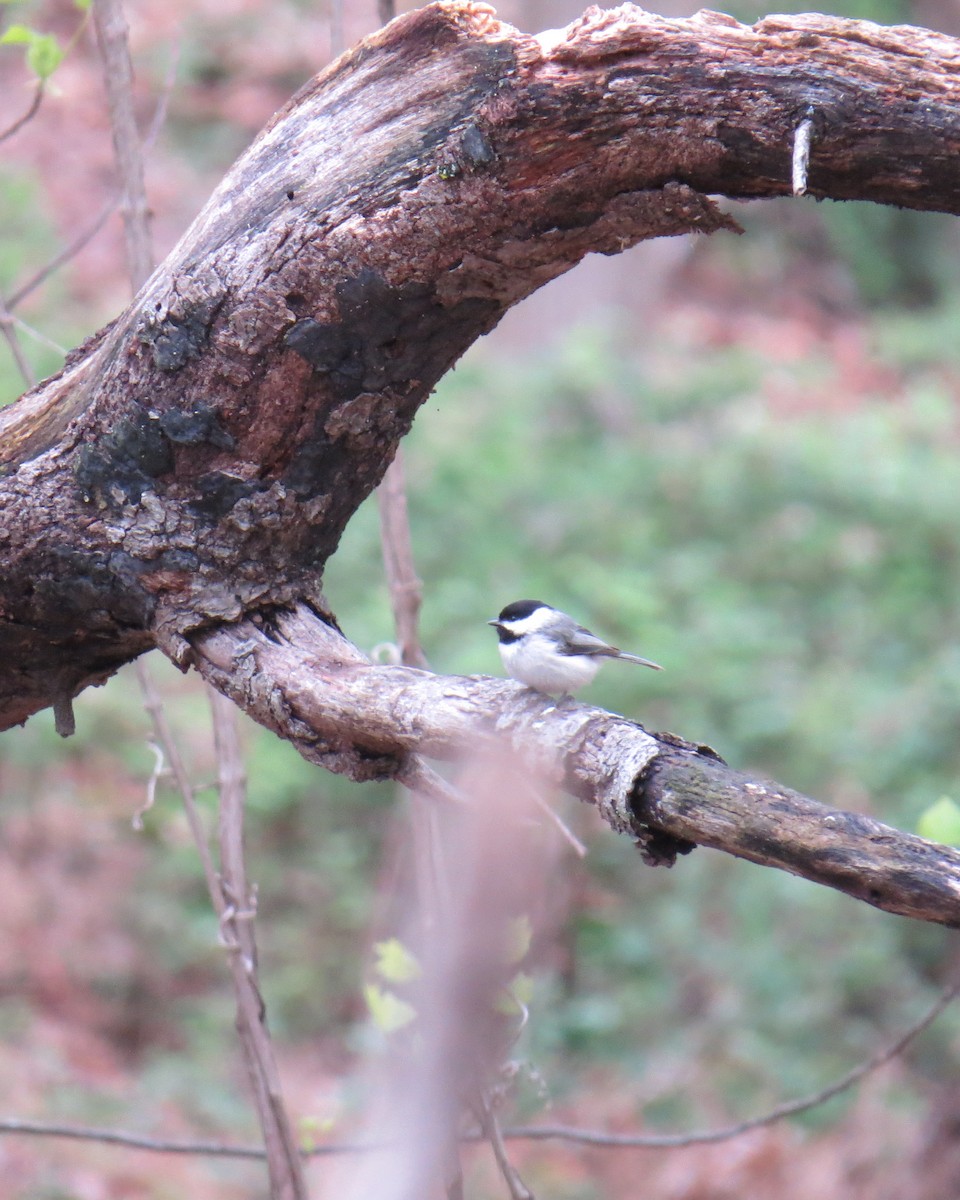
560 626 620 658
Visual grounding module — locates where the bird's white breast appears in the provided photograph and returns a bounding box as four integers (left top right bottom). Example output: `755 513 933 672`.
499 634 601 694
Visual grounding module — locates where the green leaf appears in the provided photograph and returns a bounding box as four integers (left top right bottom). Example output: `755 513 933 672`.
363 983 416 1033
916 796 960 847
26 32 62 79
373 937 421 984
0 24 35 44
495 971 535 1016
504 914 532 964
298 1114 335 1153
73 0 92 9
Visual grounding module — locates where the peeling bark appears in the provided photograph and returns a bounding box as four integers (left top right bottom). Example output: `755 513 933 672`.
191 606 960 929
3 3 960 727
1 4 960 922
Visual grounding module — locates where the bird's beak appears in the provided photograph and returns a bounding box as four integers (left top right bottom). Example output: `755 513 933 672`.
487 619 500 628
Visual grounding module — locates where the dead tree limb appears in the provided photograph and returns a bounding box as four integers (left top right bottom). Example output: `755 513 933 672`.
2 3 960 727
2 4 960 922
190 606 960 930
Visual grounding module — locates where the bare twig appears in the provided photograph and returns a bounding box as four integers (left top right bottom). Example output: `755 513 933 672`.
502 969 960 1148
530 792 587 858
0 291 36 387
2 966 957 1158
0 80 44 147
209 687 309 1200
377 448 429 668
330 0 344 57
6 199 117 312
91 5 305 1186
7 42 178 312
133 739 166 830
473 1093 533 1200
377 0 396 25
92 0 153 288
133 663 308 1198
134 660 220 892
2 312 66 357
0 1119 363 1157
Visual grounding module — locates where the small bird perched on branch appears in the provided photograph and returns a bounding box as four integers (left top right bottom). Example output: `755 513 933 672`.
488 600 662 698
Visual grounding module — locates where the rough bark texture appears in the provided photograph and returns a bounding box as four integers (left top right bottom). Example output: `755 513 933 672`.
2 3 960 924
3 3 960 728
191 606 960 928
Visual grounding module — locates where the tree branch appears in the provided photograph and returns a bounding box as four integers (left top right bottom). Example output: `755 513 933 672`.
188 605 960 929
3 4 960 728
92 0 153 289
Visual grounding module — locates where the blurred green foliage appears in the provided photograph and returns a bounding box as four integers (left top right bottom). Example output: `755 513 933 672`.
4 255 959 1139
318 313 960 1126
2 0 960 1161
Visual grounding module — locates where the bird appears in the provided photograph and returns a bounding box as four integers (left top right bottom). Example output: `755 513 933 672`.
488 599 662 698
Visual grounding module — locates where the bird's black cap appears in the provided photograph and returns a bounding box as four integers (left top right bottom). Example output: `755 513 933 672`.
493 600 546 623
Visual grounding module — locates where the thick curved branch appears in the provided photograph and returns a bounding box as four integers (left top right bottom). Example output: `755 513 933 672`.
2 4 960 728
191 607 960 930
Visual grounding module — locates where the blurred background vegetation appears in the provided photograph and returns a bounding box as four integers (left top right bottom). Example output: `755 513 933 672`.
2 0 960 1197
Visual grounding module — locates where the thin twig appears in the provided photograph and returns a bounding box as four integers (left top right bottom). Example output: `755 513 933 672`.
7 42 178 312
7 199 117 312
376 448 429 668
4 312 67 357
133 739 166 830
0 1119 363 1157
330 0 345 57
473 1093 533 1200
377 0 396 25
134 661 221 895
2 967 956 1159
501 971 960 1148
530 792 588 858
209 687 310 1200
92 0 153 288
93 4 306 1188
0 290 36 387
0 80 44 147
134 664 309 1198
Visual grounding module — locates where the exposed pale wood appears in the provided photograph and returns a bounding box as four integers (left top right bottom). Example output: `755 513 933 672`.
3 4 960 728
2 5 960 924
191 607 960 929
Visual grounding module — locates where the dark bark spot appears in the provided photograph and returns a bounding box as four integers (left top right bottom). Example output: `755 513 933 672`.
284 267 499 401
187 472 258 519
461 121 495 167
137 296 222 372
156 548 200 572
158 404 235 449
635 827 697 867
75 411 174 505
284 319 349 373
34 548 155 628
282 419 342 498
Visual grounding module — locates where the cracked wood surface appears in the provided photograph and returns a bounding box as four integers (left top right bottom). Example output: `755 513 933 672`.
0 4 959 924
2 3 959 728
192 606 960 929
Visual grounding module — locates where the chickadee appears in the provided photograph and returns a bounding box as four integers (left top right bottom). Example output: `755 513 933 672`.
488 599 662 697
